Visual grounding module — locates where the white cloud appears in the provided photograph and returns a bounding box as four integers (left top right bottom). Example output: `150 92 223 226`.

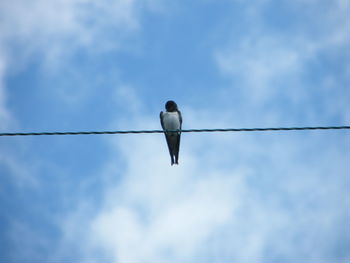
0 0 145 64
215 36 304 101
63 129 247 263
214 1 350 124
0 0 164 108
90 171 241 263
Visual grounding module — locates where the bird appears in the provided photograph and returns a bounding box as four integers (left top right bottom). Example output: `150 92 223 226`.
160 100 182 165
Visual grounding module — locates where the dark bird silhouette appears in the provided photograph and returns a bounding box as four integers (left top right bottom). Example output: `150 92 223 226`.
160 100 182 165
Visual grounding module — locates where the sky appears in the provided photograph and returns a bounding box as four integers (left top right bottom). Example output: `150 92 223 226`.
1 0 350 262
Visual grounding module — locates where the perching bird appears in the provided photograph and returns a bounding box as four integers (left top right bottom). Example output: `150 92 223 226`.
160 100 182 165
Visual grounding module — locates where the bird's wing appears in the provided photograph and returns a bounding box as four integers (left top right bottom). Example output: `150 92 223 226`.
178 110 182 130
174 110 182 163
160 111 165 130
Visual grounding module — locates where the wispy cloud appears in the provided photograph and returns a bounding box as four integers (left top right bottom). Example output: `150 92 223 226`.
0 0 147 65
214 0 350 124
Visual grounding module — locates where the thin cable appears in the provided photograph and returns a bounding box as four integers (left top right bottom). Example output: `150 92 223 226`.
0 126 349 137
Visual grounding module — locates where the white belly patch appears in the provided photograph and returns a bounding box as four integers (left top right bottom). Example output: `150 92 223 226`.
162 112 180 130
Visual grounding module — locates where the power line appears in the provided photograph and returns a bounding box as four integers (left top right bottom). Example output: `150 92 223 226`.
0 126 349 137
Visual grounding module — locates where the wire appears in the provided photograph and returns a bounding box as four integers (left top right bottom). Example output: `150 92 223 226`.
0 126 349 137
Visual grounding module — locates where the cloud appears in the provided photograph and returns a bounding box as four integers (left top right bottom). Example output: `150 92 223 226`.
0 0 146 65
0 0 166 107
90 170 241 263
214 0 350 124
216 36 304 100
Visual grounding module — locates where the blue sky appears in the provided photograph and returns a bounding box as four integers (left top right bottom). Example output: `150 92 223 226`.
1 0 350 262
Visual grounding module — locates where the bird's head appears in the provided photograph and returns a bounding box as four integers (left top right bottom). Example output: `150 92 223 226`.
165 100 178 112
